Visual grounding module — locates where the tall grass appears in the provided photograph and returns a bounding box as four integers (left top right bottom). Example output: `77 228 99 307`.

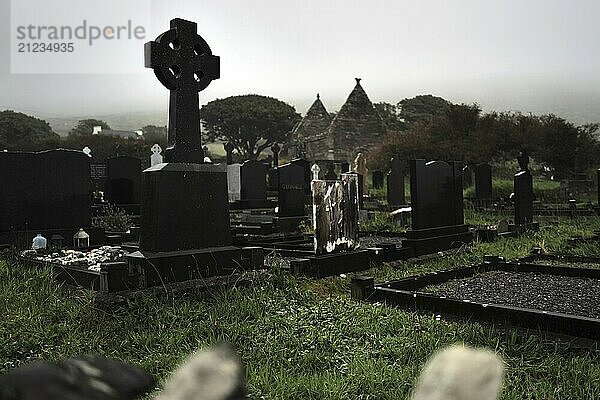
1 215 599 399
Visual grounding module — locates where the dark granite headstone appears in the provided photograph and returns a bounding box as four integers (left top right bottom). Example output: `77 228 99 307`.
290 158 311 194
140 163 231 251
341 162 350 173
474 163 493 200
402 159 471 256
277 163 305 232
145 18 219 163
240 160 267 206
0 149 91 232
323 162 338 180
387 157 405 207
514 152 533 225
410 160 464 229
372 170 384 189
105 156 141 205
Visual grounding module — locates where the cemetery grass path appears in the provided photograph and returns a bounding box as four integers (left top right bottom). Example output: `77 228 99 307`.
1 214 599 399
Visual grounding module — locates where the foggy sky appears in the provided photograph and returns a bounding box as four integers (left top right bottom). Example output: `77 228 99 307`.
1 0 600 124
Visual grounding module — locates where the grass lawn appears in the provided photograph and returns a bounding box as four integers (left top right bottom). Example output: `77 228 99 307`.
1 214 600 399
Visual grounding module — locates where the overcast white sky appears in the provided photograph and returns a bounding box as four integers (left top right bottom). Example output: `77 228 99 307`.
1 0 600 123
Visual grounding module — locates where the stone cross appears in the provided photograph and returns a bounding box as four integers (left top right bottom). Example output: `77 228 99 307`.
271 143 281 167
82 147 92 157
224 142 234 164
145 18 220 163
150 144 163 166
311 164 320 180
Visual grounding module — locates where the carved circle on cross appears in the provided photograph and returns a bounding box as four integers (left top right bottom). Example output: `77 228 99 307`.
151 144 162 155
146 19 219 92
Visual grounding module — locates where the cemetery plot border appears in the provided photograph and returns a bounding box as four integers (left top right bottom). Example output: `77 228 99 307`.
352 256 600 339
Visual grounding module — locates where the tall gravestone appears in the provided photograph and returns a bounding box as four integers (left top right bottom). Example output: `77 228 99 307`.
291 158 311 194
514 151 534 225
128 18 261 287
312 173 359 254
387 157 405 207
240 160 268 207
0 149 92 245
474 163 493 200
403 159 472 256
353 152 368 193
372 171 384 189
271 143 280 167
277 163 306 232
227 163 242 202
105 156 142 205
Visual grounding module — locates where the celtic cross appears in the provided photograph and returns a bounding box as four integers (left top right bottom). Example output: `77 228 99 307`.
145 18 220 163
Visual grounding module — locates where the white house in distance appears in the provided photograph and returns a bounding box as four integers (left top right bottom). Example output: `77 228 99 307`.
92 126 143 139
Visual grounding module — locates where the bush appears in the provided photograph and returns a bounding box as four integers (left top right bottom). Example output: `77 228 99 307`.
92 204 132 232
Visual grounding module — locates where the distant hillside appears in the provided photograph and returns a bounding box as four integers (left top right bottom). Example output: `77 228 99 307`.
32 111 167 136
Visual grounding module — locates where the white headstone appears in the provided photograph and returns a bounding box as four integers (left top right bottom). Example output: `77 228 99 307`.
150 144 163 166
227 163 242 202
311 164 320 181
82 147 92 157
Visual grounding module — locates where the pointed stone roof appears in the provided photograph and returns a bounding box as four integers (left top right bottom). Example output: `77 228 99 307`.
291 93 332 142
326 78 386 159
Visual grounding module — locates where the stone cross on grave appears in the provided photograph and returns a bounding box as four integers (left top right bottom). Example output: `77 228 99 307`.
145 18 220 163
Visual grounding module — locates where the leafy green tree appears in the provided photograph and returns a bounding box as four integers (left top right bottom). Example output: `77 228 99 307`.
141 125 167 143
374 102 405 131
397 95 451 125
69 119 111 136
0 110 60 151
200 95 301 160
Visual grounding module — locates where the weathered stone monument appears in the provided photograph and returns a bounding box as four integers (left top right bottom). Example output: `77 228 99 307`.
474 163 493 200
387 157 405 207
353 152 368 193
312 173 360 254
403 159 472 256
514 150 534 225
150 144 163 167
128 18 261 287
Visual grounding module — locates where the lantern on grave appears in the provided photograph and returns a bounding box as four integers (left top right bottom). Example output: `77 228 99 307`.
50 234 64 249
73 229 90 248
31 234 47 250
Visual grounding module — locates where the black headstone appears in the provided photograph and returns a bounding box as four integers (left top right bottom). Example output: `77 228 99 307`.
277 163 305 232
224 142 234 165
341 162 350 173
372 170 384 189
0 149 91 232
140 163 231 251
290 158 311 194
410 159 464 230
474 163 493 200
105 156 141 205
240 160 267 205
145 18 219 163
387 157 405 207
323 162 338 180
514 151 533 225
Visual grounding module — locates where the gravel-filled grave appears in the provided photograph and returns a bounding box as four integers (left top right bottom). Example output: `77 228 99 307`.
424 271 600 319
